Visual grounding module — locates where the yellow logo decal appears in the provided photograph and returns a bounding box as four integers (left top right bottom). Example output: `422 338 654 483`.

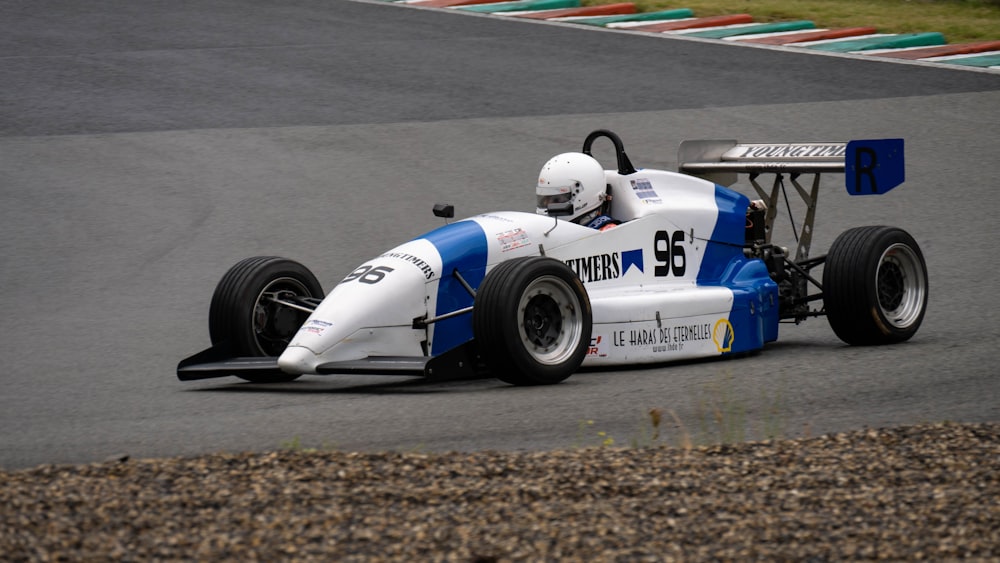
712 318 735 353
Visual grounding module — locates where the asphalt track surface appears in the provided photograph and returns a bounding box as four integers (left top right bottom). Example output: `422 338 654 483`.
2 0 999 470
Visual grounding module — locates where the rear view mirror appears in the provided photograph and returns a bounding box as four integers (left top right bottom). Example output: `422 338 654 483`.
432 203 455 219
547 202 574 217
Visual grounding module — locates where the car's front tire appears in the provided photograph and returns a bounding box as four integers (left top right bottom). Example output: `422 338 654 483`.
473 257 592 385
209 256 324 382
823 226 928 345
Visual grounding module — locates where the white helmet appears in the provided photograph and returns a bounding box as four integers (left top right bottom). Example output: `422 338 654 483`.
535 152 607 223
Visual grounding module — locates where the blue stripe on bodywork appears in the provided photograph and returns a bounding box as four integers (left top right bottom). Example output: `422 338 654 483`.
696 185 749 285
698 185 780 354
420 220 489 355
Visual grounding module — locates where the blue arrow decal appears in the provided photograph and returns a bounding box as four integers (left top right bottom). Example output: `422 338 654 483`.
622 248 644 275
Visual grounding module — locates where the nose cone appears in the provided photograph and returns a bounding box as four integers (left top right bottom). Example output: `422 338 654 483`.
278 345 318 375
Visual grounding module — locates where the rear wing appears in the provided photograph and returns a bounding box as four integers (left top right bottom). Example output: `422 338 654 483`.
677 139 904 260
678 138 904 194
678 141 848 187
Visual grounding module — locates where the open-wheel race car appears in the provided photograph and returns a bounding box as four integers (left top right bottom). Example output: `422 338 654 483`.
178 130 928 385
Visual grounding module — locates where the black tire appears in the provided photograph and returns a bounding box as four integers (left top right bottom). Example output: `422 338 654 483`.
473 257 592 385
823 226 928 345
209 256 324 382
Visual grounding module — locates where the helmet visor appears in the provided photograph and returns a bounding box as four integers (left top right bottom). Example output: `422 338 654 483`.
536 192 572 210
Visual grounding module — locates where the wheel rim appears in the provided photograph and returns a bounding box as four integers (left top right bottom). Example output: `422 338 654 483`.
251 277 313 356
516 275 584 365
876 243 926 329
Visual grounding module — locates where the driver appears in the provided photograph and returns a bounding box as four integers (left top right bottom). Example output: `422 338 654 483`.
535 152 619 231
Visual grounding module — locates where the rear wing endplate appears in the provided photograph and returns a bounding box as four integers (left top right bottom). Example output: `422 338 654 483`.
677 139 905 261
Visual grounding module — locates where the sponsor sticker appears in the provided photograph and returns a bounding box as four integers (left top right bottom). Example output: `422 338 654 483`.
610 322 716 353
378 252 434 279
587 335 608 357
728 143 846 159
479 213 515 223
712 318 735 353
496 228 532 252
564 248 642 283
621 249 644 275
630 178 662 204
303 319 332 335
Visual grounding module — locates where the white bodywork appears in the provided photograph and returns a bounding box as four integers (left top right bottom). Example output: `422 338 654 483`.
278 168 779 374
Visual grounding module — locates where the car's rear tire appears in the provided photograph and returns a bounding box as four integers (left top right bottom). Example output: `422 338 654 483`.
823 226 928 345
209 256 324 382
473 257 592 385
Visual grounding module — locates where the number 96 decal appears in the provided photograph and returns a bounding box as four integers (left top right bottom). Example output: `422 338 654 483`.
342 265 395 285
654 230 687 277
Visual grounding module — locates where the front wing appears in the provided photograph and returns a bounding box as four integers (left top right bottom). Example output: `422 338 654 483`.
176 341 479 381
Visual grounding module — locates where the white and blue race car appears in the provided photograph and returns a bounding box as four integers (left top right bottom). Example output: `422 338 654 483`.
178 130 928 385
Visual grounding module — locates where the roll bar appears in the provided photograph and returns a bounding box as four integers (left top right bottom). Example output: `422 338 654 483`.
582 129 637 175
